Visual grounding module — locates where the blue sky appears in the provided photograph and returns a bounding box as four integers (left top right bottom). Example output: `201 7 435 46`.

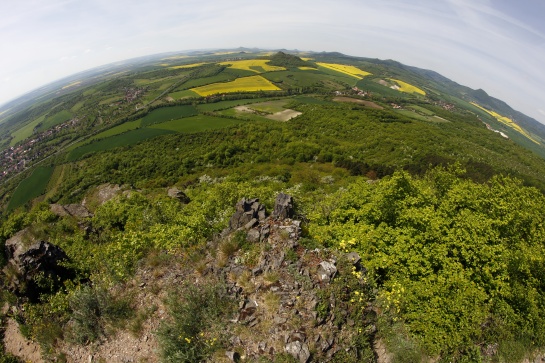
1 0 544 123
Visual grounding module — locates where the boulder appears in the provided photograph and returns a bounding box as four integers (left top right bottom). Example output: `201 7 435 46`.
345 252 361 265
50 204 92 218
4 231 72 300
229 198 267 231
82 183 122 207
317 261 337 283
285 341 310 363
272 193 294 220
167 187 191 204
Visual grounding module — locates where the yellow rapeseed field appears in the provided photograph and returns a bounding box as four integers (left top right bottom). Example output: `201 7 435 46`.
298 66 317 71
169 63 207 69
389 79 426 95
62 81 82 90
316 63 371 79
191 76 281 96
219 60 285 73
471 102 539 144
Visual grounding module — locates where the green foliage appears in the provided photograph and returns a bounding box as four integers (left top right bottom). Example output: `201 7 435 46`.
157 280 235 363
267 52 311 68
0 352 21 363
7 166 54 211
309 167 545 358
66 285 132 344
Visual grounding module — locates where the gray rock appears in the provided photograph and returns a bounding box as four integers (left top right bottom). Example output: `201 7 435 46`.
167 187 191 204
4 234 72 300
244 218 258 230
273 193 294 220
260 225 270 241
317 261 337 283
225 351 240 362
239 299 258 323
247 229 260 243
50 204 93 218
229 198 267 231
82 183 122 207
285 341 311 363
345 252 361 265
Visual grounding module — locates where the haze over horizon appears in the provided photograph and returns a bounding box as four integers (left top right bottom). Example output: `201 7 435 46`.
1 0 544 124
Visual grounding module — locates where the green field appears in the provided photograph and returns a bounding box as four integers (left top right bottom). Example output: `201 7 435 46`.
71 101 85 112
356 78 412 98
99 96 123 105
36 110 72 132
247 100 288 113
291 95 334 105
169 89 200 99
218 108 271 121
314 66 360 86
174 73 236 90
68 119 143 150
196 98 269 112
141 105 198 126
261 70 327 88
151 115 243 132
8 166 54 211
407 105 435 115
10 115 45 146
395 109 448 123
67 128 175 161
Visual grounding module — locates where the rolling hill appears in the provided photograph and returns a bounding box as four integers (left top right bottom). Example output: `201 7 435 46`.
2 49 545 363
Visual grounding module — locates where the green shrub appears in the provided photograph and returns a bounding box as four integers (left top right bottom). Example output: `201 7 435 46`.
66 286 132 344
157 280 236 363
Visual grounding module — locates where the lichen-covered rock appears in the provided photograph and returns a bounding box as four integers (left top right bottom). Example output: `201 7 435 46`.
285 341 310 363
82 183 122 208
4 231 72 300
167 187 190 204
50 204 93 218
317 260 337 283
229 198 267 231
272 193 294 220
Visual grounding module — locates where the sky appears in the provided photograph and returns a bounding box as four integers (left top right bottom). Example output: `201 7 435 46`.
1 0 544 123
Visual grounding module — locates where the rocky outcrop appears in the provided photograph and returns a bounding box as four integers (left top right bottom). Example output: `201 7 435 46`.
206 194 371 362
272 193 294 220
167 187 190 204
50 203 93 218
228 198 267 231
4 229 72 300
82 183 123 208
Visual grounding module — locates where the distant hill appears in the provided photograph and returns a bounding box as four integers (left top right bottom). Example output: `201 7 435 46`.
267 51 310 68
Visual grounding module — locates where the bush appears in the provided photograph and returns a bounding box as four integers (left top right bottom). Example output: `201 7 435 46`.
157 280 236 363
66 286 132 344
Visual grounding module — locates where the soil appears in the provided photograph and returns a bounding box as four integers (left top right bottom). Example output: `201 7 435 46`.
4 318 44 363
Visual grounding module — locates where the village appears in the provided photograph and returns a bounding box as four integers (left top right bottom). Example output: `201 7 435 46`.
0 117 81 180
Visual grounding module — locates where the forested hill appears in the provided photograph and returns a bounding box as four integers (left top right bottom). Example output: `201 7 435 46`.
404 64 545 140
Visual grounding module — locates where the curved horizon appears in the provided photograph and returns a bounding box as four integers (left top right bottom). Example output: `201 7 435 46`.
1 0 544 123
